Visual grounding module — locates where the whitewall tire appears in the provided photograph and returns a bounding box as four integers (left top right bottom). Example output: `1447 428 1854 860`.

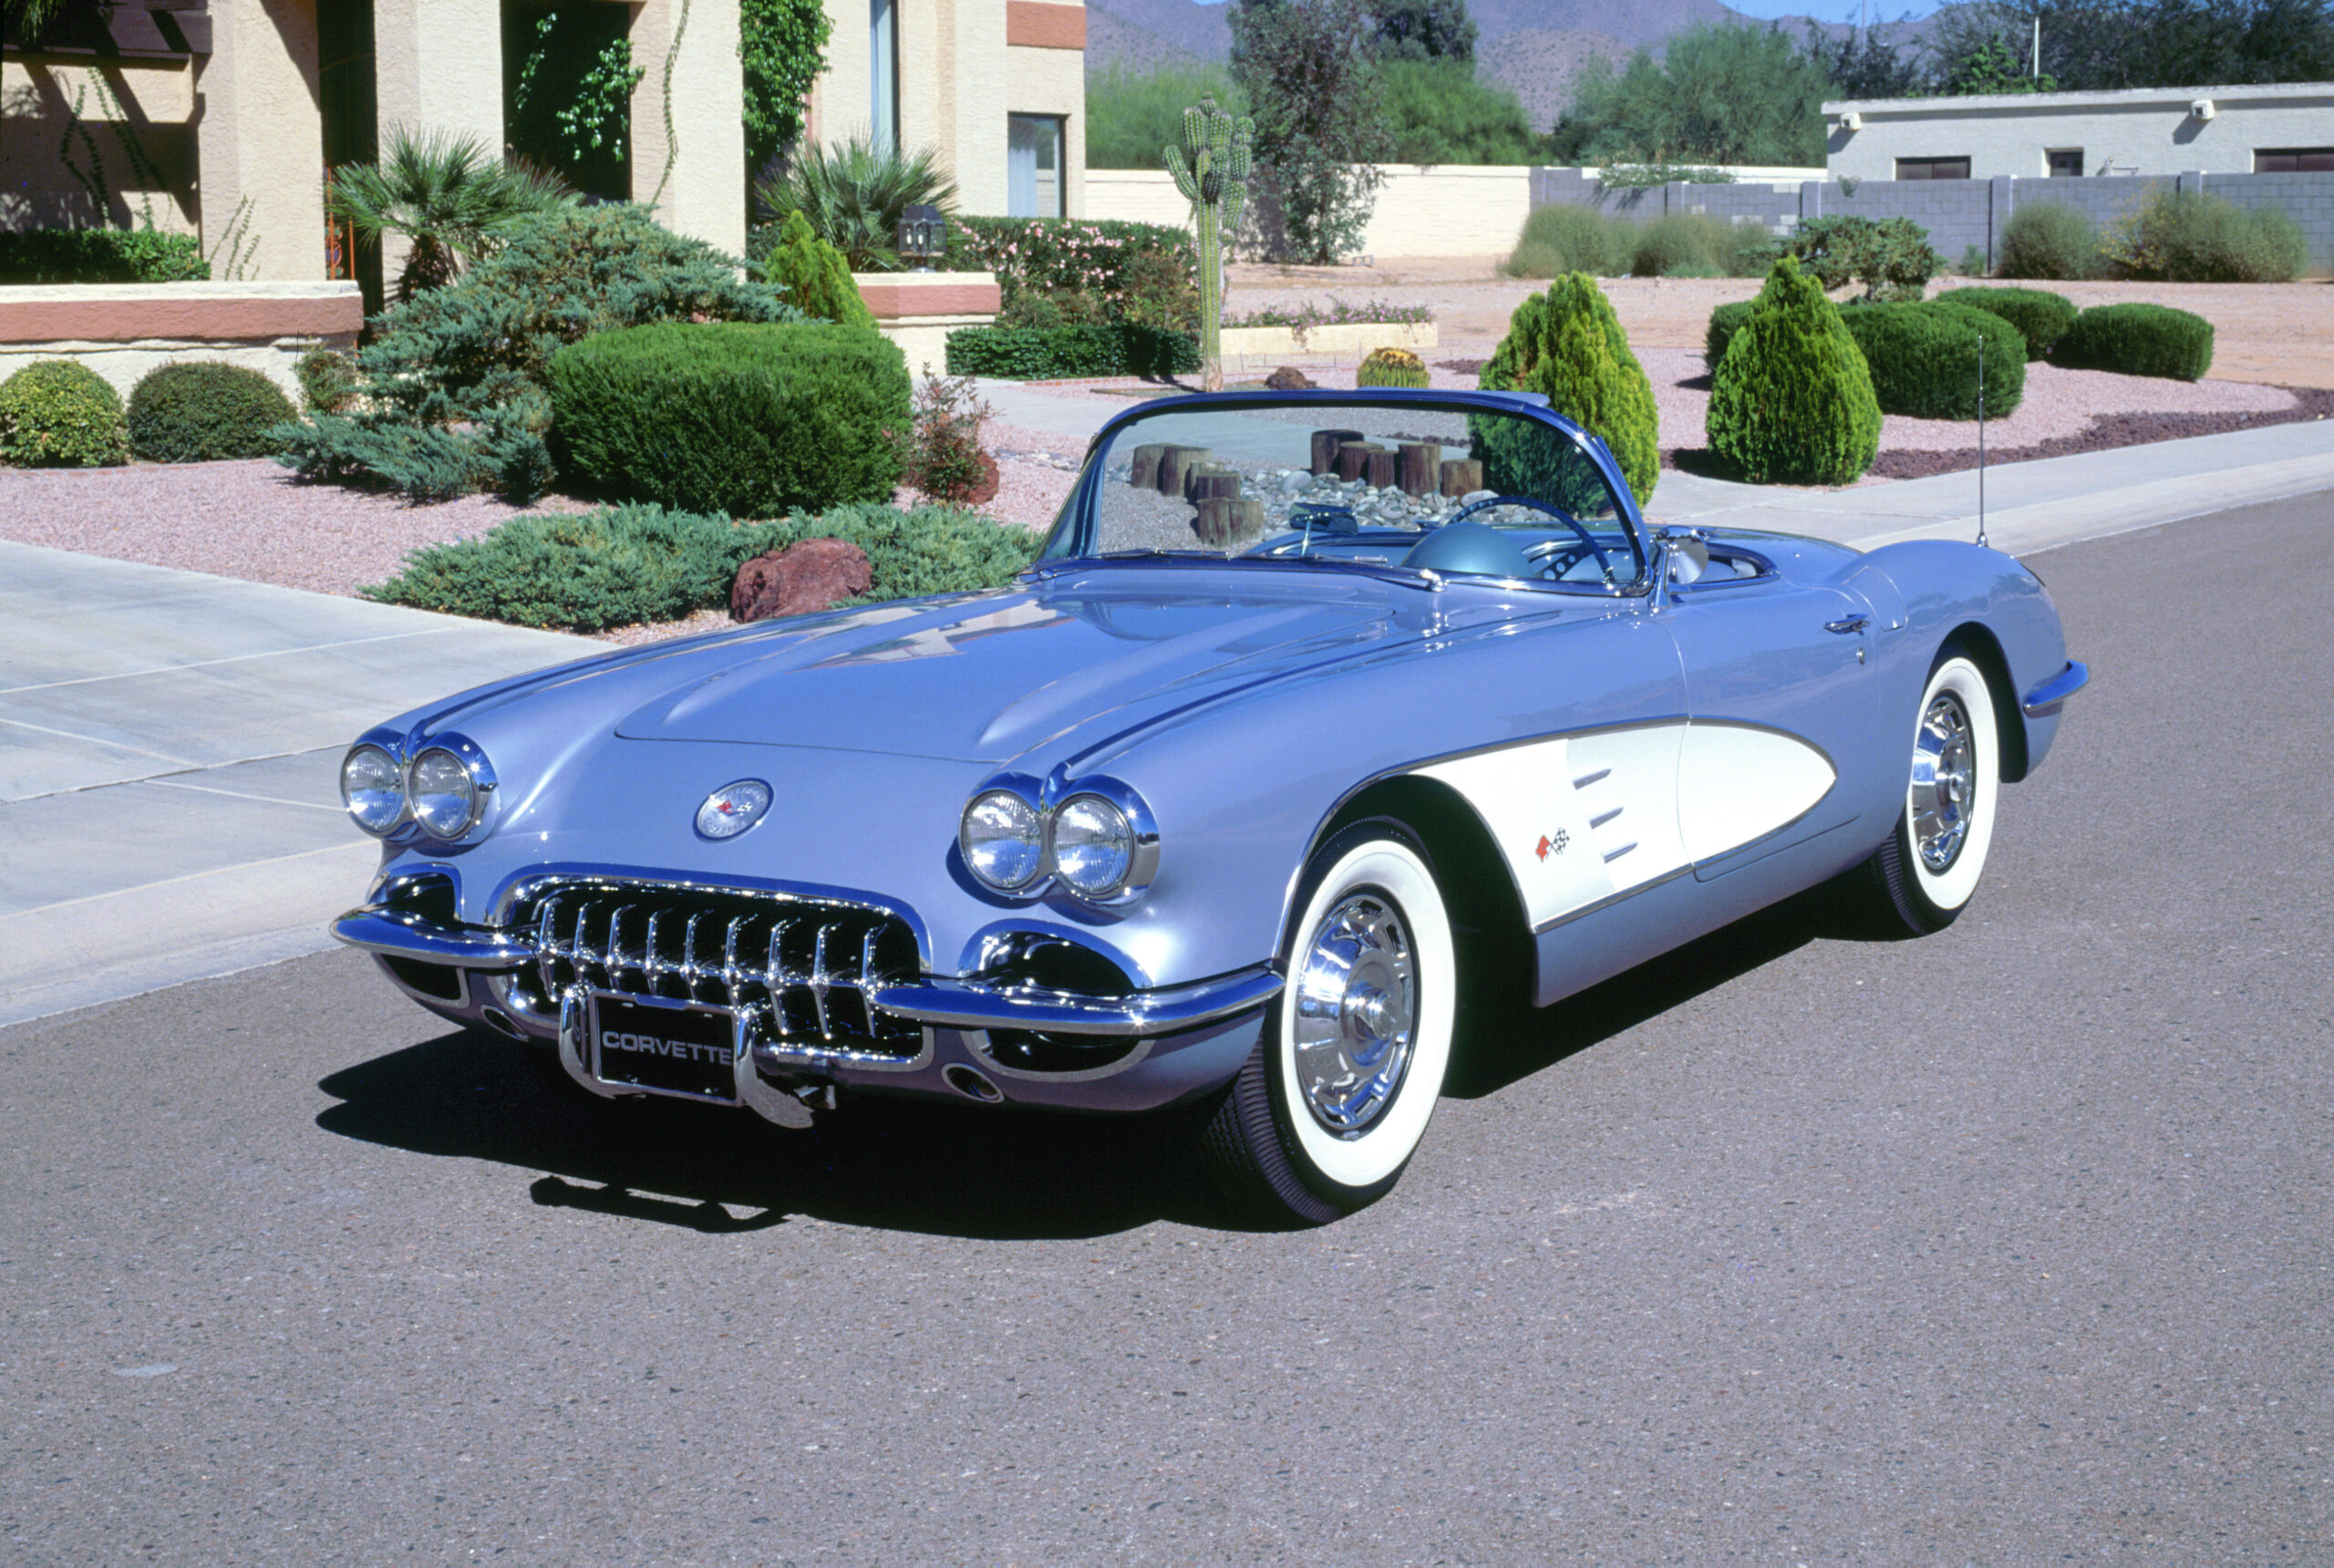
1857 649 2001 935
1202 822 1457 1224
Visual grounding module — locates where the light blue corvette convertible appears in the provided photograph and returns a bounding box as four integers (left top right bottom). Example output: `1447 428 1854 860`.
332 389 2086 1223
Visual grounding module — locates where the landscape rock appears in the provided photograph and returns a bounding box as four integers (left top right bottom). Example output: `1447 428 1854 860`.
730 537 873 624
1265 366 1317 390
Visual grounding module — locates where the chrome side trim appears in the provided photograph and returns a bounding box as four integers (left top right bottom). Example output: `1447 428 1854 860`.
871 966 1285 1037
2021 659 2090 717
332 907 533 971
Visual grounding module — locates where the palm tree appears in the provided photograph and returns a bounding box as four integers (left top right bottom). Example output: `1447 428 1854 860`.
327 128 573 302
754 133 957 272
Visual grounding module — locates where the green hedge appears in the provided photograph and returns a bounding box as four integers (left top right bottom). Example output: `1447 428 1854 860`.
1837 301 2028 420
549 321 909 517
0 360 129 467
127 362 298 462
2052 302 2215 381
0 229 208 284
1707 257 1879 486
1706 300 1755 367
945 323 1200 379
1939 286 2078 359
362 500 1043 633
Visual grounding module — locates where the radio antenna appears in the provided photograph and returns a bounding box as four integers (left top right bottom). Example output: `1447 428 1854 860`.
1976 333 1988 550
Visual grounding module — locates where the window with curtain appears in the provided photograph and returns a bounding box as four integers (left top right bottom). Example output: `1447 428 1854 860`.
1007 115 1064 218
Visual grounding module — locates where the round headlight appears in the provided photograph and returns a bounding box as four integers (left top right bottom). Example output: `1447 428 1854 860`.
1051 794 1134 898
407 748 481 840
960 789 1044 891
340 744 405 835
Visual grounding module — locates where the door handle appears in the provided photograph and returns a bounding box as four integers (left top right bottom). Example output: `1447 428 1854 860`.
1823 616 1871 635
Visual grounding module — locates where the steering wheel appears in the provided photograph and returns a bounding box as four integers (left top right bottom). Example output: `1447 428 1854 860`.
1451 494 1614 583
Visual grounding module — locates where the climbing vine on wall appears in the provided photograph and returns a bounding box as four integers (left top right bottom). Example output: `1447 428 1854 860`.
740 0 832 175
513 12 645 163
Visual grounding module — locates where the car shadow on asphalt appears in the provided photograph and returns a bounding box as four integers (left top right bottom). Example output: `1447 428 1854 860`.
315 884 1885 1238
315 1033 1220 1241
1446 882 1868 1100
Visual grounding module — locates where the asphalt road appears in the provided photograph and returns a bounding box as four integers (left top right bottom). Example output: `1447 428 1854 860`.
4 493 2329 1565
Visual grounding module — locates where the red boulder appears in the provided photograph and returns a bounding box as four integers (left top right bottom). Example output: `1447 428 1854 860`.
729 537 874 624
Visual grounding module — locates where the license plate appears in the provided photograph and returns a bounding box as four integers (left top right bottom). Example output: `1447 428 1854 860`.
588 993 740 1103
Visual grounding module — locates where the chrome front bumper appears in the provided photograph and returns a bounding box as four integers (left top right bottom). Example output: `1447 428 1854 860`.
331 904 1284 1037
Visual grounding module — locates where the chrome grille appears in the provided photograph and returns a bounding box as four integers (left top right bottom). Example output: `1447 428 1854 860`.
522 882 923 1060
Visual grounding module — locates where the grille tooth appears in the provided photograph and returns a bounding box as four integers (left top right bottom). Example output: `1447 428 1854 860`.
522 882 919 1060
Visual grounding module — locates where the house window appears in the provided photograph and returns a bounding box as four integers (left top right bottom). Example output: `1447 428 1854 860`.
2255 148 2334 172
1008 115 1064 218
2046 148 2083 178
1895 157 1971 181
871 0 899 154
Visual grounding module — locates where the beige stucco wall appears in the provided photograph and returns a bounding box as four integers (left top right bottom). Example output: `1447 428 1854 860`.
807 0 1085 219
1088 165 1534 259
371 0 504 288
0 279 362 402
193 0 325 282
0 56 201 234
1825 82 2334 181
631 0 747 254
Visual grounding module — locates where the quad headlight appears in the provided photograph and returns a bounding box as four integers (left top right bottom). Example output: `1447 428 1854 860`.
958 775 1159 904
338 736 497 841
340 743 405 835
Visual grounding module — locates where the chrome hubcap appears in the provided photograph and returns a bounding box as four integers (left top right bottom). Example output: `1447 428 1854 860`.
1292 892 1417 1138
1911 690 1976 872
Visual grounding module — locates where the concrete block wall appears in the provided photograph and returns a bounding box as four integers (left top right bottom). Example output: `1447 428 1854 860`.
1530 168 2334 273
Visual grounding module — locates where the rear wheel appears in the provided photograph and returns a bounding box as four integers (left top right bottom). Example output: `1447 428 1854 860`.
1852 648 2000 935
1201 822 1456 1224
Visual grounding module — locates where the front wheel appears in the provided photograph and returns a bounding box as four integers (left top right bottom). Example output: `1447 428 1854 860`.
1200 822 1457 1224
1851 648 2001 935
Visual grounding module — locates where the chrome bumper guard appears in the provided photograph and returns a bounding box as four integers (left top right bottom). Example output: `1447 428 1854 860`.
331 905 1283 1037
2021 659 2090 717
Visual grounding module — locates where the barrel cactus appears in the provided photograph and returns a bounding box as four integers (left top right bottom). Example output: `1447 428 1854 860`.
1356 346 1429 388
1165 95 1253 393
1478 273 1660 502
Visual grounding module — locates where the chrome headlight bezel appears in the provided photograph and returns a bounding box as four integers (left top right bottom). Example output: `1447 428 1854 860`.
340 742 407 837
403 735 498 843
958 775 1048 893
957 772 1159 906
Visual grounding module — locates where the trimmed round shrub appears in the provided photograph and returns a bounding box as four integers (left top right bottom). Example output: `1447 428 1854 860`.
1938 286 2077 359
549 321 910 516
1479 272 1661 501
1837 301 2028 420
0 359 129 467
2053 303 2215 381
1998 204 2101 281
361 500 1041 632
1357 346 1429 388
1706 299 1755 367
1707 256 1880 486
127 362 298 462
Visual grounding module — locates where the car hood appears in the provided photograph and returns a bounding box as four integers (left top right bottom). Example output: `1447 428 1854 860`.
611 573 1456 764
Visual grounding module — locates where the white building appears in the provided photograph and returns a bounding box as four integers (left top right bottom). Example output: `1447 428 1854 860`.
1823 81 2334 182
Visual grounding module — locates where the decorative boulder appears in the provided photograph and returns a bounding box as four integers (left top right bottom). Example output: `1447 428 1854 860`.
730 537 874 624
1265 366 1316 390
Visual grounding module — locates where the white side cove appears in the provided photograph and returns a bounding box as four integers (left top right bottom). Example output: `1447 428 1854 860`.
1417 721 1835 933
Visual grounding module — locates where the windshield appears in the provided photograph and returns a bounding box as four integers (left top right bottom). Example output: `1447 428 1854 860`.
1041 397 1645 589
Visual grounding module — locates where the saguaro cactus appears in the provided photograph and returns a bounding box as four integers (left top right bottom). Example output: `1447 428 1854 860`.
1165 95 1254 393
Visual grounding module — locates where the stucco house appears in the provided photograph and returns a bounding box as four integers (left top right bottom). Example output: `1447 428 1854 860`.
1823 81 2334 182
2 0 1087 301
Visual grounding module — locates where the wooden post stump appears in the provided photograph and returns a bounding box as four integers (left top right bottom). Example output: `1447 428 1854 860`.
1194 498 1268 548
1398 442 1441 498
1128 444 1167 490
1187 466 1243 503
1364 449 1399 490
1336 441 1387 482
1440 458 1485 497
1158 446 1212 497
1310 428 1365 475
